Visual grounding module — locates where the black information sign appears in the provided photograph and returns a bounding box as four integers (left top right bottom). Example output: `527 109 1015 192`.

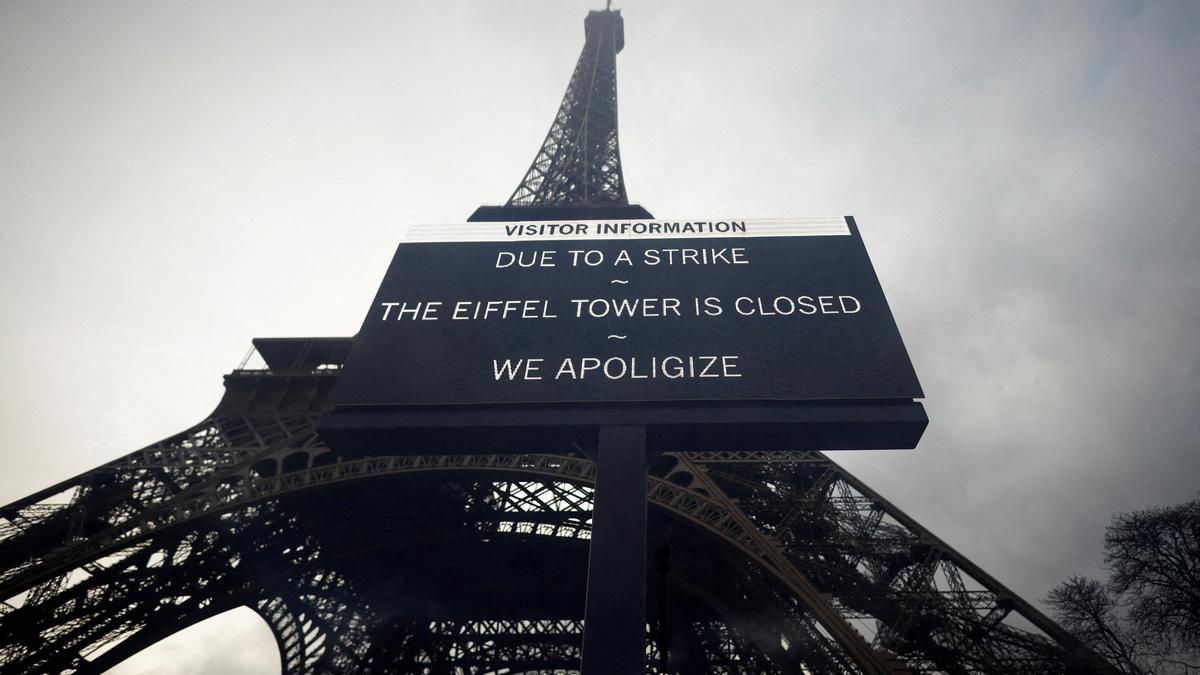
321 217 926 453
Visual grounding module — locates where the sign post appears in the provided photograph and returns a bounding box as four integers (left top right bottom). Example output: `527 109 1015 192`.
580 426 648 674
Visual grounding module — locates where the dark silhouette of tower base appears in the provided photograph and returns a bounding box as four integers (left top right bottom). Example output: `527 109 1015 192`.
0 8 1116 674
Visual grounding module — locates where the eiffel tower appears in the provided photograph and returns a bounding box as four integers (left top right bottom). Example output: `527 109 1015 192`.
0 8 1117 674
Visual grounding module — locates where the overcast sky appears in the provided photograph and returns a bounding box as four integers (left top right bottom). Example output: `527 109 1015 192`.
2 1 1198 672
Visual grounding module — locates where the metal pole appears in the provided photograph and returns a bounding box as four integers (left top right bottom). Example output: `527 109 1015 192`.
581 425 648 674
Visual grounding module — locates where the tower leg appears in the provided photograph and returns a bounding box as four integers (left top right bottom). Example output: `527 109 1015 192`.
581 425 648 674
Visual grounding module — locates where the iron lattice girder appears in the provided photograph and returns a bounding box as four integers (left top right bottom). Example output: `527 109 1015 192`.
507 10 629 207
0 414 329 600
0 343 1117 674
3 502 374 675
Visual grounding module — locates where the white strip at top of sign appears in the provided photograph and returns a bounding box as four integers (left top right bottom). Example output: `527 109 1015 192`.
404 217 850 243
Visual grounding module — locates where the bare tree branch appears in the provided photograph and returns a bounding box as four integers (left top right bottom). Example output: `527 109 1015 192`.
1049 496 1200 675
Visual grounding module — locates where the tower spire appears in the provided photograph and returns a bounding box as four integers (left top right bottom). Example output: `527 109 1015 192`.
506 9 630 208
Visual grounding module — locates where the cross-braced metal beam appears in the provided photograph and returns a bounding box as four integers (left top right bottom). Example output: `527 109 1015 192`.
0 337 1118 673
